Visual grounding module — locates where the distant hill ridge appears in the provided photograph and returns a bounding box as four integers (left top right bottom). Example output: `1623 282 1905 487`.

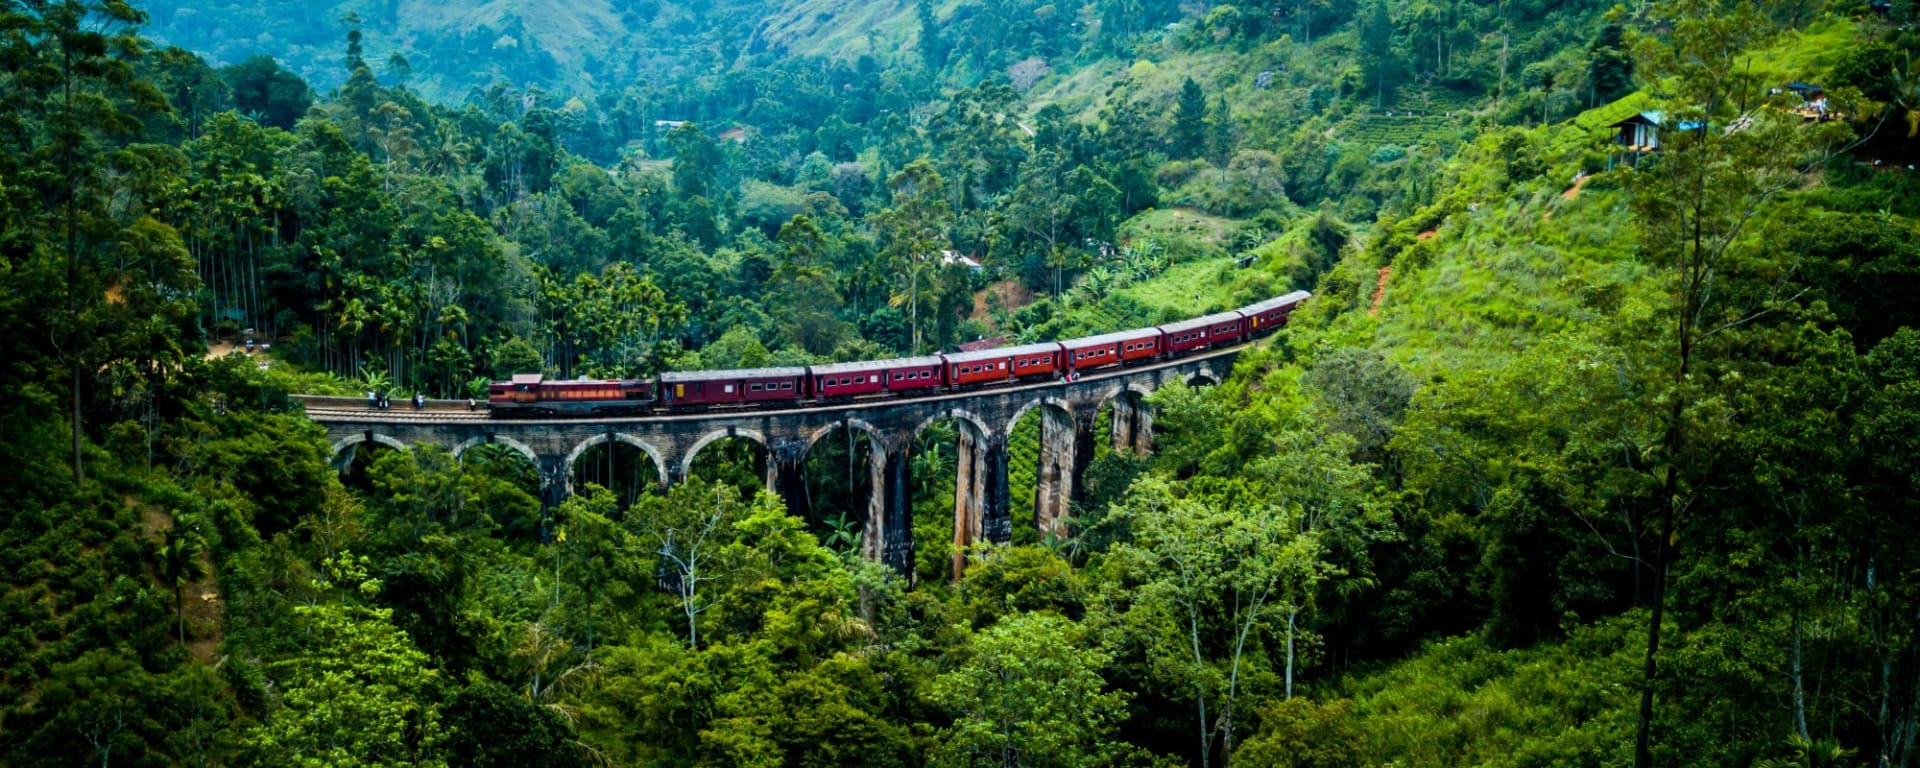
139 0 925 100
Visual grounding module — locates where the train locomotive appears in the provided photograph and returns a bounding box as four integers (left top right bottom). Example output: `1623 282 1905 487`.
486 290 1310 418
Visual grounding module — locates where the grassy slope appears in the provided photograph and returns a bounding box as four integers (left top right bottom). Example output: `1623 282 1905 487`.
1244 17 1870 765
1337 615 1644 766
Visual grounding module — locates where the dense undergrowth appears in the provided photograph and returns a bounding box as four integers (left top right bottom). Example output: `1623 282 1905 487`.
5 0 1920 766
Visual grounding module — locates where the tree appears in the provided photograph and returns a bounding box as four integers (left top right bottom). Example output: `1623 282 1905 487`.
157 513 209 645
1171 78 1209 158
1207 96 1236 179
916 0 949 69
772 215 848 355
929 613 1129 768
1300 347 1416 463
221 54 313 129
1003 149 1081 296
1585 23 1635 108
668 123 724 199
1111 476 1344 766
1625 2 1848 763
874 160 951 355
0 0 170 485
1359 0 1398 109
246 603 446 767
442 676 587 768
631 481 748 650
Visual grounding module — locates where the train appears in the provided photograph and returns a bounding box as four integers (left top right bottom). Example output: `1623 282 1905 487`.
486 290 1311 418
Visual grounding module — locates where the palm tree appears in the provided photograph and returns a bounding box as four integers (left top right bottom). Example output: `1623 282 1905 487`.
157 516 208 645
1893 52 1920 139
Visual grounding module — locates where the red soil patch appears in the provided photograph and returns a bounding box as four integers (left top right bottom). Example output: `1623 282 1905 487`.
1370 266 1392 317
1417 230 1437 240
972 280 1033 324
1560 173 1592 201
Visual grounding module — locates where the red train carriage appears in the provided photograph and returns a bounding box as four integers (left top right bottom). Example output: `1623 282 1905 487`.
879 356 946 394
488 374 654 416
1062 328 1161 371
942 347 1019 388
811 360 891 399
1239 290 1312 335
660 367 807 408
1144 311 1221 353
1204 312 1246 345
1005 342 1066 379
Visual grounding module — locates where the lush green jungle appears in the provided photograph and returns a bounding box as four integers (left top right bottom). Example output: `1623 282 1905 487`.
4 0 1920 765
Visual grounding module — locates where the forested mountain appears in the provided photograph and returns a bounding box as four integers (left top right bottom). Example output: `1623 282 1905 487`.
3 0 1920 765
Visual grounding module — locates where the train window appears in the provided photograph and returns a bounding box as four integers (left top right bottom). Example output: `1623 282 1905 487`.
724 385 736 394
870 375 879 383
750 383 763 391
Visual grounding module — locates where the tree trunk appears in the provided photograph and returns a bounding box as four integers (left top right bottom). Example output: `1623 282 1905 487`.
1790 537 1810 746
1286 608 1298 700
1189 604 1211 768
1635 548 1670 768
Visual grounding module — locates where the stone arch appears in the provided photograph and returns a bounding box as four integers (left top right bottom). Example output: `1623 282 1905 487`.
1005 397 1073 438
1186 366 1221 387
329 432 408 459
805 418 889 459
1094 381 1157 411
913 407 994 444
1098 382 1157 457
565 433 669 488
680 427 770 479
450 434 540 467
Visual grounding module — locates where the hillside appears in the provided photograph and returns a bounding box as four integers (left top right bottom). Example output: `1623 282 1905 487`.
4 1 1920 766
138 0 921 99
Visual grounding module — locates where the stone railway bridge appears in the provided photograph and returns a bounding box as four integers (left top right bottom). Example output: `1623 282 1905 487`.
302 345 1246 581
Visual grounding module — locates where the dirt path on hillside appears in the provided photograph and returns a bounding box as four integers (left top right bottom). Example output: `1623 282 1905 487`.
1561 173 1591 201
1370 266 1392 317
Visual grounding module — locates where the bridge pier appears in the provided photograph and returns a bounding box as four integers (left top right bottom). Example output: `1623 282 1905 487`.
864 444 915 585
1036 407 1082 539
951 426 1011 581
1073 410 1096 505
540 455 569 509
1110 393 1153 455
768 440 810 522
